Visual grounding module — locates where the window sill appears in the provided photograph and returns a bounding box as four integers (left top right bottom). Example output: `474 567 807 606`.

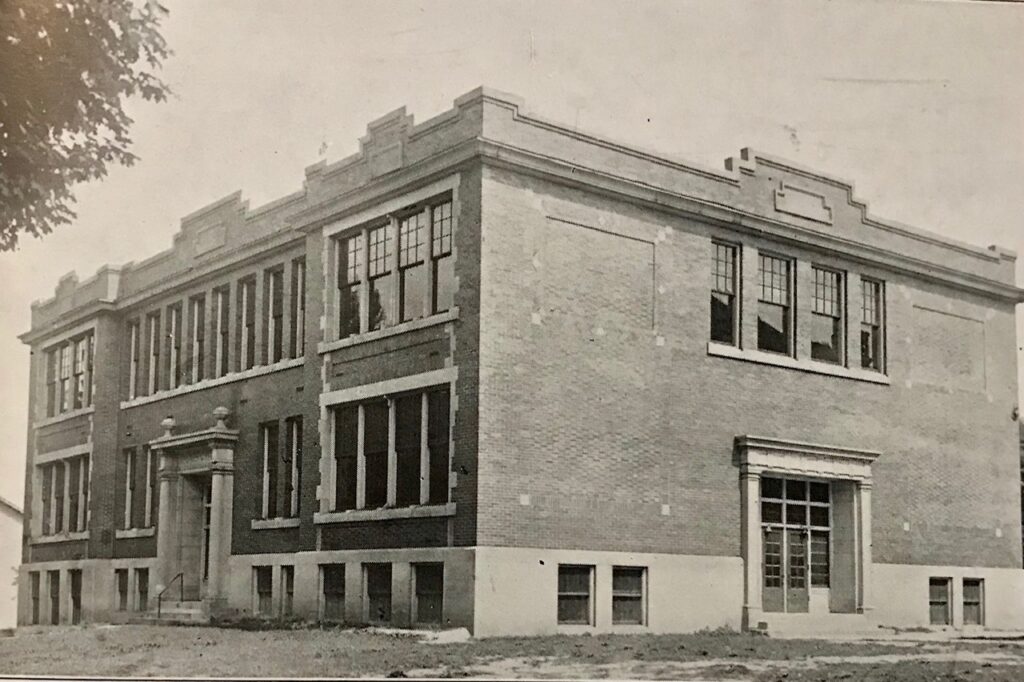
120 357 304 409
115 527 155 539
318 308 459 355
251 517 301 530
314 503 455 524
707 342 890 385
30 531 89 545
35 406 95 428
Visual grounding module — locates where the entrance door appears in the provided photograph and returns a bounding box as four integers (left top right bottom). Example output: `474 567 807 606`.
760 476 830 613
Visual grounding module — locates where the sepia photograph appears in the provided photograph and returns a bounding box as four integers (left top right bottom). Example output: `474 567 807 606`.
1 0 1023 679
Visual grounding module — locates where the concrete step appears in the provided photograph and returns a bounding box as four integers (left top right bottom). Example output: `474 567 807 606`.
130 600 210 625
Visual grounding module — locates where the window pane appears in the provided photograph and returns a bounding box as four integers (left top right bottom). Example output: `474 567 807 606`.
431 202 452 256
810 314 841 364
612 567 644 595
810 531 830 587
433 255 455 314
810 505 829 527
368 276 394 331
761 477 783 499
809 482 829 503
557 596 590 624
785 479 807 500
612 597 643 625
757 302 789 354
710 292 735 345
963 579 981 602
363 400 389 508
785 503 807 526
929 578 949 602
400 264 427 323
762 502 782 524
558 566 591 593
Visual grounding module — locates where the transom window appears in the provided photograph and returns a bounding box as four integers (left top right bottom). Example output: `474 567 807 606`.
811 267 843 365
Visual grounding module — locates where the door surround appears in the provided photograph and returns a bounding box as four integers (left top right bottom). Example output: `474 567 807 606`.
735 435 880 630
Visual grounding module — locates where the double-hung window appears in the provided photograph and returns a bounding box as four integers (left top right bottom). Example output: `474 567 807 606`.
431 201 454 314
127 320 140 400
557 565 594 625
47 331 95 414
757 254 793 355
860 278 884 371
189 295 206 384
59 343 72 412
166 304 182 389
398 212 428 322
261 417 301 520
290 257 306 358
146 312 161 395
338 234 363 339
811 267 843 364
265 268 284 364
710 242 739 345
367 225 394 332
213 286 230 377
332 387 451 511
238 277 256 371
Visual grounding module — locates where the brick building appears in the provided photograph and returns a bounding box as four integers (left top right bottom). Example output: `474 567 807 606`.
17 88 1024 636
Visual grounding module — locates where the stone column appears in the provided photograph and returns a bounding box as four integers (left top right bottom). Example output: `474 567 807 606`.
155 450 177 595
856 480 873 614
741 469 762 629
207 446 234 615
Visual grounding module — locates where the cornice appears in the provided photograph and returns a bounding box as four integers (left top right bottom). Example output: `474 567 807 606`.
735 435 882 464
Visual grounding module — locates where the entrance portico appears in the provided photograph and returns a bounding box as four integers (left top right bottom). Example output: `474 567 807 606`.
735 435 880 632
150 407 236 615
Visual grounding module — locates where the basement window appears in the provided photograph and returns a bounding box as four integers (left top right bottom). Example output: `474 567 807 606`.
135 568 149 612
281 565 295 617
254 566 273 616
557 565 594 625
929 577 951 626
963 579 984 626
413 563 444 625
321 564 345 622
612 566 646 625
115 569 128 611
365 563 392 624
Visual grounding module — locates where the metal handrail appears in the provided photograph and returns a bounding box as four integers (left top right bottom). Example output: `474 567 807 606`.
156 572 184 618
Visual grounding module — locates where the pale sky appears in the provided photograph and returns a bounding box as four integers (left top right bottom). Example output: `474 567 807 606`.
1 0 1022 506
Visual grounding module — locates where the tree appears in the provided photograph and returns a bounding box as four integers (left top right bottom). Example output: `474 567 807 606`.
0 0 170 251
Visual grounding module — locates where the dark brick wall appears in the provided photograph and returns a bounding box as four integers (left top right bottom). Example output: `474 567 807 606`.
320 518 449 550
476 166 1023 569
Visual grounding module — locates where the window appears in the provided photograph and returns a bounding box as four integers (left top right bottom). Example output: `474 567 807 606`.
238 277 256 371
214 287 230 377
861 278 884 372
135 568 149 612
710 242 739 345
144 448 157 528
557 565 593 625
757 255 793 355
929 577 951 625
189 295 206 384
811 267 843 364
127 320 140 399
413 563 443 625
69 569 82 624
265 268 284 364
166 304 182 389
290 257 306 358
322 564 345 622
123 448 136 529
338 233 363 339
963 578 984 626
431 201 454 314
30 572 40 625
48 571 60 624
38 458 89 536
399 212 428 322
45 331 94 415
281 565 295 617
364 563 392 623
286 416 302 518
115 569 129 611
260 421 281 519
332 387 451 511
254 566 273 616
367 224 394 331
612 567 646 625
145 312 161 394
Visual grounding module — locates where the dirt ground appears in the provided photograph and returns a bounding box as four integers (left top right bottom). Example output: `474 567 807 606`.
2 624 1024 680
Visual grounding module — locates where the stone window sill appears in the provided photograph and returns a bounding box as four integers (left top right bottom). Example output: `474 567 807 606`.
30 531 89 545
115 527 155 539
318 308 459 355
707 342 890 385
314 503 455 524
120 357 304 409
35 406 95 429
251 517 301 530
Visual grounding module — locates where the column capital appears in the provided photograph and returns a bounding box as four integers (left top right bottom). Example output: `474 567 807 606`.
856 479 874 491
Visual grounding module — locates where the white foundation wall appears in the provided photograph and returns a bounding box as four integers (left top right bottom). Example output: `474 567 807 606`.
473 546 744 637
870 562 1024 631
18 557 158 625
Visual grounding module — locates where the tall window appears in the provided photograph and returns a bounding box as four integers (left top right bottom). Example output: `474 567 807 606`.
557 565 593 625
364 563 392 623
860 278 884 372
367 224 394 332
285 416 302 518
710 242 738 345
413 563 443 624
332 387 451 511
37 455 89 535
116 569 129 611
214 286 230 378
46 331 95 415
281 565 295 617
290 258 306 358
260 421 281 519
260 418 300 520
811 267 843 364
166 304 182 389
189 295 206 384
123 448 136 529
254 566 273 616
265 268 284 364
963 578 984 626
431 201 454 313
929 577 951 625
238 277 256 371
128 320 140 400
398 212 427 322
757 254 792 355
338 234 362 339
135 568 149 611
146 312 161 395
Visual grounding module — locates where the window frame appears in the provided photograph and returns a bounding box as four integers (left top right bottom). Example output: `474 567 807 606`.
290 257 306 358
364 562 393 624
963 578 984 626
929 577 952 626
412 562 444 625
44 330 95 415
321 563 345 622
265 266 285 364
756 253 795 356
253 565 273 616
710 241 740 347
189 294 206 384
557 564 595 626
860 277 885 373
810 266 844 365
611 566 647 626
